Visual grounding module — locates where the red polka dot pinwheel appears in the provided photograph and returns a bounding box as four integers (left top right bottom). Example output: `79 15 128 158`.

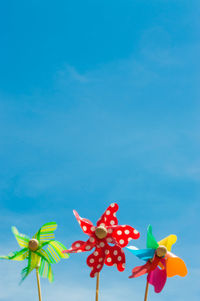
63 203 140 301
127 225 187 300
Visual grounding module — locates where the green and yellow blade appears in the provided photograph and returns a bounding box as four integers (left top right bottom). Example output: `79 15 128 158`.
33 222 57 243
12 226 29 248
39 258 54 282
45 240 69 264
0 248 29 261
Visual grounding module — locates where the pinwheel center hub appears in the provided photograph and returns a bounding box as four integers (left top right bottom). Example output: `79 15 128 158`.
95 226 107 239
156 245 167 258
28 239 39 251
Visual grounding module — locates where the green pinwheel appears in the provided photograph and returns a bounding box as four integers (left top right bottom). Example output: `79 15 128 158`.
0 222 69 301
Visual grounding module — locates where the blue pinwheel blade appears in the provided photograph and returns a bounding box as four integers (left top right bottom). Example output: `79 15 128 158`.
127 246 155 261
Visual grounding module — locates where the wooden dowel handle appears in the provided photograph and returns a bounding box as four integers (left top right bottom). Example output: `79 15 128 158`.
95 273 100 301
144 281 149 301
36 267 42 301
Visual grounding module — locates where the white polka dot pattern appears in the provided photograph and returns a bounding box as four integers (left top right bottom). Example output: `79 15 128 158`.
66 238 96 254
105 245 126 272
96 203 119 227
87 247 105 277
65 204 140 278
112 225 140 247
73 210 95 235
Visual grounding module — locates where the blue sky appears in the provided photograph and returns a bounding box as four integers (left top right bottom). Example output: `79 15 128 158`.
0 0 199 300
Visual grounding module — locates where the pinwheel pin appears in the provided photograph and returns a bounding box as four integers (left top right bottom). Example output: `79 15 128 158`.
0 222 69 301
63 203 140 301
127 225 187 300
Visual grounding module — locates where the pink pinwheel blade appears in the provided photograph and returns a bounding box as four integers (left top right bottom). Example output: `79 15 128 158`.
147 260 167 293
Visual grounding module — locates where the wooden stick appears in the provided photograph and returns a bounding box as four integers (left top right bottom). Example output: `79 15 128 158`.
95 272 100 301
144 281 149 301
36 267 42 301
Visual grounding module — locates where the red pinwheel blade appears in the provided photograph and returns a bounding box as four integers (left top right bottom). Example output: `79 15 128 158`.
87 246 106 277
112 225 140 247
129 261 152 278
129 256 161 278
96 203 119 227
104 244 125 272
73 210 95 235
63 238 96 253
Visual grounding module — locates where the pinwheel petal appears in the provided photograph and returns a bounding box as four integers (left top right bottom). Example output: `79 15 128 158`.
105 245 125 272
33 222 57 242
36 248 51 263
73 210 95 235
63 238 96 254
147 265 167 293
112 225 140 247
87 247 106 277
45 240 69 263
39 257 54 282
12 226 29 248
158 235 177 252
0 248 29 261
147 225 159 249
129 262 152 278
96 203 119 227
127 246 155 261
166 253 187 277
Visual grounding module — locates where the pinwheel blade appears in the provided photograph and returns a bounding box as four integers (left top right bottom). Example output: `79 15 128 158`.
63 239 96 254
129 262 152 278
112 225 140 247
33 222 57 242
166 252 187 277
127 246 155 261
147 265 167 293
73 210 94 235
12 226 29 248
87 246 105 277
96 203 119 227
36 248 51 263
21 251 33 282
104 244 126 272
147 225 159 249
0 248 29 261
39 257 54 282
45 240 69 264
158 235 177 252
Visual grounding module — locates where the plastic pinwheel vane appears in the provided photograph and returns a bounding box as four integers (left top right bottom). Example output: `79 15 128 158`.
63 203 140 301
0 222 69 301
127 225 187 300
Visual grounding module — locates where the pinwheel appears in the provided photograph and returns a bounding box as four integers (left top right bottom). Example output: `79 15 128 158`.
0 222 69 301
127 225 187 300
63 203 140 301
